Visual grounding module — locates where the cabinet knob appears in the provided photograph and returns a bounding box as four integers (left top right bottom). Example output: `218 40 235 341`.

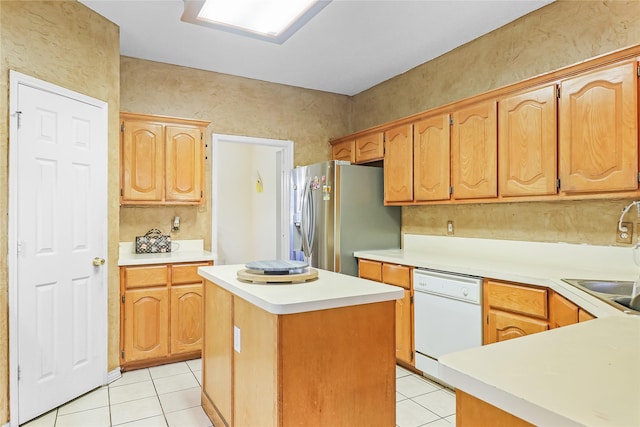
93 257 106 267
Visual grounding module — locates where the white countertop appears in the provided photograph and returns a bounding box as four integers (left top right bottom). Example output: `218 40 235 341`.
355 234 639 318
118 240 216 266
197 264 404 315
439 315 640 427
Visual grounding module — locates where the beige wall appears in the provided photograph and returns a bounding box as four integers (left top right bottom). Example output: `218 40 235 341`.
0 1 120 423
351 0 640 246
119 57 352 247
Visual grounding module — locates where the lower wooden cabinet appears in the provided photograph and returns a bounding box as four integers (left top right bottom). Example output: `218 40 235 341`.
120 261 212 369
484 279 595 345
359 259 414 366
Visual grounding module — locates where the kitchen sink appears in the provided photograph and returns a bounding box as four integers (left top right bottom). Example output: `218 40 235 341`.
566 279 633 295
562 279 639 315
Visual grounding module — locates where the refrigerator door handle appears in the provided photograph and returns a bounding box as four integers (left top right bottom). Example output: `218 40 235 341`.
300 177 315 260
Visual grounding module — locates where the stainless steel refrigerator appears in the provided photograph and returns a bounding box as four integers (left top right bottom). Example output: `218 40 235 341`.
290 160 401 276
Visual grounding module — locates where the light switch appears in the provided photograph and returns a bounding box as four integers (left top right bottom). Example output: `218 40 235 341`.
234 325 241 353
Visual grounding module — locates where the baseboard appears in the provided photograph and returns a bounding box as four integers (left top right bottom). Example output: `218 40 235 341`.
106 366 122 384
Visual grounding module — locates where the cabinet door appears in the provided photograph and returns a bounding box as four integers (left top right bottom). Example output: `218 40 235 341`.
451 100 497 199
170 284 203 355
359 259 382 281
355 132 384 163
498 84 557 197
414 113 451 201
165 126 204 202
121 120 164 202
203 282 233 424
123 288 169 362
384 124 414 203
549 291 579 328
485 310 548 344
396 289 413 365
559 59 638 193
332 140 355 163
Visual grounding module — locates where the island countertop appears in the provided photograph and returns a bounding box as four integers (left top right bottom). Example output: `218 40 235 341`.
197 264 404 315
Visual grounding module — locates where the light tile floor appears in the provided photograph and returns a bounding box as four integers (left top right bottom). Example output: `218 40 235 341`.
21 360 455 427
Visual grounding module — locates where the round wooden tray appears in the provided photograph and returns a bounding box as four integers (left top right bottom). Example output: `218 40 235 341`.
237 268 318 284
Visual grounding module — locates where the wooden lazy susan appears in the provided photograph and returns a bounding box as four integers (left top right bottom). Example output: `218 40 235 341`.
237 260 318 284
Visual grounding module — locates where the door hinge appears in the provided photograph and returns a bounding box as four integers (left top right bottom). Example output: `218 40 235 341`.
120 188 124 197
486 314 489 324
121 350 125 359
121 294 125 303
637 172 640 183
449 116 454 126
17 365 21 381
200 190 204 198
17 241 23 254
556 178 561 190
411 350 414 361
556 86 561 98
15 110 23 129
410 295 414 304
120 122 125 133
637 66 640 78
449 186 454 195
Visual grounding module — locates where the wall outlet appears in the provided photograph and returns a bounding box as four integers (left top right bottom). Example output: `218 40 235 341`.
616 221 633 244
447 220 454 235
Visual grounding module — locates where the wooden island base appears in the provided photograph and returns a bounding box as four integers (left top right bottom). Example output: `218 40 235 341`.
201 280 397 427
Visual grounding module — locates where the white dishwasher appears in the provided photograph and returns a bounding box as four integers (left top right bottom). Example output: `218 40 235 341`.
413 268 483 382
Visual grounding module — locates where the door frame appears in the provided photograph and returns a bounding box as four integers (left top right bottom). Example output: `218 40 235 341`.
8 71 109 426
211 134 293 263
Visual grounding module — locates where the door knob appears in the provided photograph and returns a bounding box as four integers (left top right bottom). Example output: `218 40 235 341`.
93 257 106 266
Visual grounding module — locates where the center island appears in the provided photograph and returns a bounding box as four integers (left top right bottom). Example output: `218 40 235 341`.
197 264 404 427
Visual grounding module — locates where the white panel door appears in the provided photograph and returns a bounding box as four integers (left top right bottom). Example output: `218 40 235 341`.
15 81 107 424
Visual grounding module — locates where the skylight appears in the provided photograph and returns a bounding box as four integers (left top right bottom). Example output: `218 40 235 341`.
182 0 331 44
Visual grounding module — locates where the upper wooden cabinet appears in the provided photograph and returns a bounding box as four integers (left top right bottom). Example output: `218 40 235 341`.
329 132 383 164
355 132 384 163
384 124 414 203
451 99 498 200
332 47 640 206
120 112 209 205
414 113 451 201
498 84 558 197
559 59 638 194
331 139 355 163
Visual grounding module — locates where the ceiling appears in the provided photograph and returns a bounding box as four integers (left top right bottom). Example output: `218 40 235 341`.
80 0 553 96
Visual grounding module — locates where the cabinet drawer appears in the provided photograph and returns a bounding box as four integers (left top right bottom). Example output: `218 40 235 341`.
124 265 168 289
382 263 411 289
172 262 210 285
486 280 547 319
359 259 382 282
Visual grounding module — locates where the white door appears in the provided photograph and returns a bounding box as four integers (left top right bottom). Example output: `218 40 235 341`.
12 74 108 424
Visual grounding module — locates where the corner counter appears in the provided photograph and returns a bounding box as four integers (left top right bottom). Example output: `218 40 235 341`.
198 265 404 426
118 240 215 266
439 315 640 426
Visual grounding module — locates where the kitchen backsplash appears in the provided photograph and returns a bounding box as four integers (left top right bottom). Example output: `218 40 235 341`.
120 205 211 249
403 198 637 247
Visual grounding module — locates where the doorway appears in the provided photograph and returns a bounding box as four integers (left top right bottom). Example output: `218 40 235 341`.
8 71 108 425
212 134 293 265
